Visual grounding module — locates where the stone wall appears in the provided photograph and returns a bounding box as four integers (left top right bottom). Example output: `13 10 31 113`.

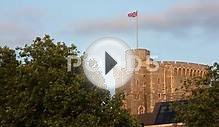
116 49 208 115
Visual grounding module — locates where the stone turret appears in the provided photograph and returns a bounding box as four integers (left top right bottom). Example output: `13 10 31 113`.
132 48 150 61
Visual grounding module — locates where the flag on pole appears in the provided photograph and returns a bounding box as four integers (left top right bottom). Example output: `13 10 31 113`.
128 11 139 48
128 11 138 17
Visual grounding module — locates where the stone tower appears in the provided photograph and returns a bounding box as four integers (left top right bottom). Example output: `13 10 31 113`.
116 48 207 115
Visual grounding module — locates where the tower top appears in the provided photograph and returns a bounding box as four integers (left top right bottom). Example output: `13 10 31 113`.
132 48 150 61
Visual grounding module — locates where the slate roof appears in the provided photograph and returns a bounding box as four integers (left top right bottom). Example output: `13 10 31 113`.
136 101 178 126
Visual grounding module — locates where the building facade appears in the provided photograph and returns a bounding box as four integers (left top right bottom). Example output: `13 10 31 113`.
117 49 207 115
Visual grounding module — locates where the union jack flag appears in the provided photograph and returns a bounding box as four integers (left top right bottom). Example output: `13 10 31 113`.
128 11 138 17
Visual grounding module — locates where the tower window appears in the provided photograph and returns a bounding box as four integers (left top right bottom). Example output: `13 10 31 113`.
158 93 162 99
138 105 145 114
136 80 139 85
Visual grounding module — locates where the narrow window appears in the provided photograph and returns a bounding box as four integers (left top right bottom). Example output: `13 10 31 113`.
187 69 190 76
183 68 186 76
174 68 178 75
178 68 182 76
138 105 145 114
190 70 193 77
158 93 162 99
158 78 160 84
194 70 196 76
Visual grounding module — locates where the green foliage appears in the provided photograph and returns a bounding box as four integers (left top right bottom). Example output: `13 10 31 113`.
0 35 138 127
174 63 219 127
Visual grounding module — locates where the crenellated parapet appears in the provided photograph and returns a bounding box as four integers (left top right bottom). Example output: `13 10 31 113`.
158 61 208 77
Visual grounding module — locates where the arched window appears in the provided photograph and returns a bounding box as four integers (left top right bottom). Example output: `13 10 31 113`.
199 71 202 76
158 93 162 99
178 68 182 76
187 69 190 76
157 78 160 84
136 79 139 85
200 71 203 77
194 70 197 76
197 70 200 76
174 68 178 75
203 71 207 76
138 105 145 114
190 70 193 77
183 68 186 76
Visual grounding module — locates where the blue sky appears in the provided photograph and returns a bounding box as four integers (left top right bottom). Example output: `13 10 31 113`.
0 0 218 65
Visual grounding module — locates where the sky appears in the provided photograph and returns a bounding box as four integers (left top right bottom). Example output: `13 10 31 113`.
0 0 219 65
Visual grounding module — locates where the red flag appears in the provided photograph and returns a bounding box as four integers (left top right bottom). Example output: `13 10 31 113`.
128 11 137 17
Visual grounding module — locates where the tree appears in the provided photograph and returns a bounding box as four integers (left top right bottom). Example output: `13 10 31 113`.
0 35 138 127
174 63 219 127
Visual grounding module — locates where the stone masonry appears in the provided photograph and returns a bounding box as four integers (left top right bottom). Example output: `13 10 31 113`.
116 49 208 115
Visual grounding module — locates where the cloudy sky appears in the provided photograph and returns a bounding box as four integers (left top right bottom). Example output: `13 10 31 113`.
0 0 218 65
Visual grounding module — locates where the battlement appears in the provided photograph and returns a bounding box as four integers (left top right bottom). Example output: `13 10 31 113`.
158 60 208 68
157 61 208 77
129 48 208 69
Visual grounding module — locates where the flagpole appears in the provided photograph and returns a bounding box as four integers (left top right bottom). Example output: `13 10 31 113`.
136 10 139 49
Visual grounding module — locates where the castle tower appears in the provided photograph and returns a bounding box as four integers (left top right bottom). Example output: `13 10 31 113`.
116 48 208 115
117 49 152 114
